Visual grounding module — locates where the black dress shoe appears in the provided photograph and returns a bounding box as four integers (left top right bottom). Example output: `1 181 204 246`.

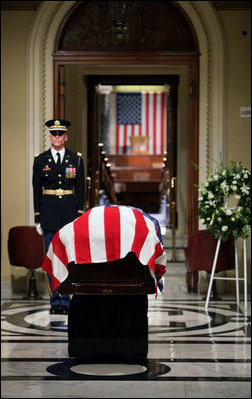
61 306 69 315
49 305 63 314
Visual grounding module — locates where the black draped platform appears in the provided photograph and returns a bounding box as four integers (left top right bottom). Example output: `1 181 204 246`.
58 252 156 359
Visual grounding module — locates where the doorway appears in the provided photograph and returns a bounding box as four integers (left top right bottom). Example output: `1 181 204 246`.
61 65 190 235
86 74 179 223
51 0 200 238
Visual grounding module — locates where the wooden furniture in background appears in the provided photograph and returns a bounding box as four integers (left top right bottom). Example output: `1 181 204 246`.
130 136 149 154
108 154 164 213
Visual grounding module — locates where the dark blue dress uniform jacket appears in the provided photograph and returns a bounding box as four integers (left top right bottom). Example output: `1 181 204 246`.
33 148 85 232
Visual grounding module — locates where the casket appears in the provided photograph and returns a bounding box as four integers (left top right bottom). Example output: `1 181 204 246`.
43 205 166 359
58 252 156 359
58 252 156 296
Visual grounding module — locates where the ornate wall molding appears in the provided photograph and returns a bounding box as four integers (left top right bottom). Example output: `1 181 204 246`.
179 1 226 174
27 1 76 224
41 1 65 150
180 1 212 172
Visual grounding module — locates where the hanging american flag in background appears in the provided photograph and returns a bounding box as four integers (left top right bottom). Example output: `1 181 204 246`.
116 92 167 155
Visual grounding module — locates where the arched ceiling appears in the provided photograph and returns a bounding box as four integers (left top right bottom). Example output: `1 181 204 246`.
55 1 198 52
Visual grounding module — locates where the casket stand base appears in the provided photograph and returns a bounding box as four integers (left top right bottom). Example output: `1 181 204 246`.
58 252 156 359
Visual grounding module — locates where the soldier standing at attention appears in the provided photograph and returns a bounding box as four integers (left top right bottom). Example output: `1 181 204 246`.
32 119 85 314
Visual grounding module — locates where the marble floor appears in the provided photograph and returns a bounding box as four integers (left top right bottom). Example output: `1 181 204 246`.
1 265 251 398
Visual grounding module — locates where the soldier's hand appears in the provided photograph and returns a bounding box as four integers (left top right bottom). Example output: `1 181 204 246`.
36 223 43 235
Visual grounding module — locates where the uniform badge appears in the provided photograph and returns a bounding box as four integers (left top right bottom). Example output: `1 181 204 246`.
65 166 76 178
43 165 51 171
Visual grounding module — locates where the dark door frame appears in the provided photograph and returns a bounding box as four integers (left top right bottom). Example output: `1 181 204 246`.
87 74 179 214
53 54 199 239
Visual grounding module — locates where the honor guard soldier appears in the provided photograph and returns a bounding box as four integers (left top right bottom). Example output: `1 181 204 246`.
32 119 85 314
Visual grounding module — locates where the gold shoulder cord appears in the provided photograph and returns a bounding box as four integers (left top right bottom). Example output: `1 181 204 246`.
77 152 82 168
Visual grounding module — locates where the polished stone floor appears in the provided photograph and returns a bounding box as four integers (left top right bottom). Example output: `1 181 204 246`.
1 266 251 398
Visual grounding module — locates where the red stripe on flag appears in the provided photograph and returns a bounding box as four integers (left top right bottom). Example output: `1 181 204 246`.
123 125 127 154
161 92 165 154
116 125 120 154
52 231 69 266
146 92 149 136
49 231 69 291
153 93 157 154
74 209 92 263
104 206 121 261
145 242 165 279
42 256 62 292
131 125 135 136
131 209 149 258
139 124 142 136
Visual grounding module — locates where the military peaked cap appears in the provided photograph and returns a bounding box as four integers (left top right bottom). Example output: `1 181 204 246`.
45 119 71 132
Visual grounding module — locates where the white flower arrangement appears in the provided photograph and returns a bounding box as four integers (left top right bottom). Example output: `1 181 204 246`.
197 160 251 241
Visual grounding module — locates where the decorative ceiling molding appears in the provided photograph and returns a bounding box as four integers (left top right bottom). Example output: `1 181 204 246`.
56 1 197 52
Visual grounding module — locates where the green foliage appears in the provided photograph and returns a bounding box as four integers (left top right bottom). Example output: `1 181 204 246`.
197 161 251 241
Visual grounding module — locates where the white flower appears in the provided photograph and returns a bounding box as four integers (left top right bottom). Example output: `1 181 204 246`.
221 181 228 191
226 209 233 215
198 161 250 239
241 185 249 195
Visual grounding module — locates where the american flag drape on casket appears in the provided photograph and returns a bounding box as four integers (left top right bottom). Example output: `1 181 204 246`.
42 205 166 294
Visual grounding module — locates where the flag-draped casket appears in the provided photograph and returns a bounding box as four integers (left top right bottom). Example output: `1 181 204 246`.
42 205 166 294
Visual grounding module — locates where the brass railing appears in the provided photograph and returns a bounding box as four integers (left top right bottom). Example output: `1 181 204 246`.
171 176 177 261
85 143 117 211
99 144 117 205
160 155 170 227
160 156 177 260
85 176 92 211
